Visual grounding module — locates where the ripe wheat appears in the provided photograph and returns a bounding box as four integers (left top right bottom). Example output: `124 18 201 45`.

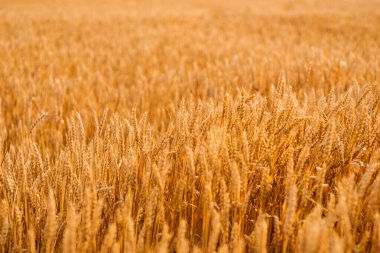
0 0 380 252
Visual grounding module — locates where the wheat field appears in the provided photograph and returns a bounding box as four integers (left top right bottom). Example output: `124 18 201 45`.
0 0 380 252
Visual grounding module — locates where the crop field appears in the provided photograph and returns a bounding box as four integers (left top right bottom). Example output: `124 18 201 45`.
0 0 380 252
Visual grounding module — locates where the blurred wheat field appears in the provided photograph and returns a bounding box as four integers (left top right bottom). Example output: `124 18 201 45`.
0 0 380 252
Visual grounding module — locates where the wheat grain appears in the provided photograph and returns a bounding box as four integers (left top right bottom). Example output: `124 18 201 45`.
0 1 380 252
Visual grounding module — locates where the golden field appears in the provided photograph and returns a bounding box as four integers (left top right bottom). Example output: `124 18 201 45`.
0 0 380 252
